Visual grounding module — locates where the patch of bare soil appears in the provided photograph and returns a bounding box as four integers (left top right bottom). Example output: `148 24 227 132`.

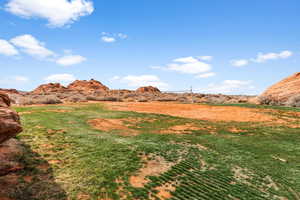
160 123 214 134
105 102 279 122
88 118 139 136
153 182 176 199
129 155 174 188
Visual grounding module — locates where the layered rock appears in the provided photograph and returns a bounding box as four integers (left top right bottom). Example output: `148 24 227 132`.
136 86 161 93
32 83 70 94
259 72 300 104
0 93 22 144
67 79 109 94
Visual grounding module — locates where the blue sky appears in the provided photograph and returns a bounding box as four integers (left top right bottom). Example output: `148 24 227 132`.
0 0 299 94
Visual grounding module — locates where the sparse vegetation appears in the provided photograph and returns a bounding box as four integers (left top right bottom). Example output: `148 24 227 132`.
7 102 299 200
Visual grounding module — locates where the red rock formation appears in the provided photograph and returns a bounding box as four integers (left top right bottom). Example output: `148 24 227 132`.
32 83 70 94
0 88 19 95
67 79 109 94
260 72 300 103
136 86 161 93
0 93 22 144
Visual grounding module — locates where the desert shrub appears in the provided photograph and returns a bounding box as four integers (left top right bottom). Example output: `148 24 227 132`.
66 94 87 103
155 97 177 102
17 95 62 105
124 93 138 98
285 95 300 107
137 98 148 102
40 95 62 104
257 95 282 106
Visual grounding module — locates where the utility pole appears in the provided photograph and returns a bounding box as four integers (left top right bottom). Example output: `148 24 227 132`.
190 86 194 104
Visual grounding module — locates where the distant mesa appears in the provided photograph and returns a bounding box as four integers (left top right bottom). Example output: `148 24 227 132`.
67 79 109 94
259 72 300 105
136 86 161 93
32 83 69 94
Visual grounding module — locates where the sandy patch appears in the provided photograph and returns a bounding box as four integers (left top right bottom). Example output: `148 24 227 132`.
130 155 174 188
153 183 176 199
105 102 279 122
160 123 204 134
88 118 139 136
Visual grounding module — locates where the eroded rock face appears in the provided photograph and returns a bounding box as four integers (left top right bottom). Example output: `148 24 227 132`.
0 139 24 176
67 79 109 94
260 72 300 104
32 83 70 94
0 93 22 144
136 86 161 93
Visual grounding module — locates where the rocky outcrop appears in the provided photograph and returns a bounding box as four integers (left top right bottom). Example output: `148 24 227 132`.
0 93 22 144
67 79 109 94
32 83 70 94
259 72 300 105
0 88 19 95
136 86 161 93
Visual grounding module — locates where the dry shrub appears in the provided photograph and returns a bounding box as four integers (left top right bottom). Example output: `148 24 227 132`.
18 95 62 105
285 95 300 107
66 94 87 103
257 96 281 106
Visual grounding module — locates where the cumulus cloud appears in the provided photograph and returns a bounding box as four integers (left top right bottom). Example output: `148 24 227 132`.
56 55 86 66
101 36 116 43
230 59 249 67
196 72 216 78
5 0 94 27
0 39 19 56
101 32 128 43
44 73 76 84
231 50 293 67
198 80 255 95
165 56 212 74
253 50 293 63
197 56 213 61
111 75 169 90
10 34 55 59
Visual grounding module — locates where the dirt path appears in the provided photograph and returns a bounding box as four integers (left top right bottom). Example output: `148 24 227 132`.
104 102 279 122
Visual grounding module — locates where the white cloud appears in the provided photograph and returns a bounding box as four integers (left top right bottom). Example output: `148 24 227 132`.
101 32 128 43
112 75 169 90
101 36 116 43
5 0 94 27
198 80 255 94
198 56 213 61
196 72 216 78
117 33 128 39
10 34 55 58
230 59 249 67
173 56 199 63
56 55 86 66
167 57 212 74
253 50 293 63
0 76 30 87
44 73 76 84
0 39 19 56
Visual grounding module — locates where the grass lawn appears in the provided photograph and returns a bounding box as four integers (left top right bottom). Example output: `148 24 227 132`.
9 103 300 200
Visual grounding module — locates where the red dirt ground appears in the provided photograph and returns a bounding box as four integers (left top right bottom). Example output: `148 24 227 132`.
104 102 280 122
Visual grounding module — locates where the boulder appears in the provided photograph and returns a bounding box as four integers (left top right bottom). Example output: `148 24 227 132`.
136 86 161 93
0 93 22 144
259 72 300 104
67 79 109 94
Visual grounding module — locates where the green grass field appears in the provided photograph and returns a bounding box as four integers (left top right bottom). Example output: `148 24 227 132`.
10 103 300 200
